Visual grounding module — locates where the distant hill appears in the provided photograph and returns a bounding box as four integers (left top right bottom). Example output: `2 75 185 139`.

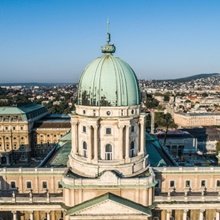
166 73 220 83
0 82 75 87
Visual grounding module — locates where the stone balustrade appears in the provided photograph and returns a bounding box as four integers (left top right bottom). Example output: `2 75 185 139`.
0 191 63 204
155 191 220 202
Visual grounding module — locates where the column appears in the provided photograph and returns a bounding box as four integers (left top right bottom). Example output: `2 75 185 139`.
183 209 188 220
12 211 17 220
93 125 98 161
166 210 171 220
119 125 124 159
88 126 92 161
216 210 220 220
150 111 155 134
64 215 70 220
125 125 130 160
148 187 153 205
140 115 146 155
199 209 205 220
29 211 34 220
71 121 78 154
47 211 51 220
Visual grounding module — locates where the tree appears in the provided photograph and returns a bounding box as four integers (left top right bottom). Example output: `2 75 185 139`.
144 94 159 109
164 93 170 102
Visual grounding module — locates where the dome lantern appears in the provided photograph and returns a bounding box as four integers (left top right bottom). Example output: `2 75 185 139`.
101 20 116 54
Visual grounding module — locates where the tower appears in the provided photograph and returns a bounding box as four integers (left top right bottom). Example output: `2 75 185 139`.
69 30 148 178
62 29 156 220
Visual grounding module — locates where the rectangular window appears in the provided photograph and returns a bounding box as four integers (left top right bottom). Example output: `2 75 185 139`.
170 180 175 188
11 181 16 189
58 181 62 189
42 181 47 189
217 180 220 187
26 181 32 189
106 128 111 135
105 152 112 160
82 126 86 133
185 180 191 188
201 180 206 187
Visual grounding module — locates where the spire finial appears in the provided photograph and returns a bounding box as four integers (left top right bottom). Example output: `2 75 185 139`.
106 18 110 44
107 18 110 33
102 19 116 54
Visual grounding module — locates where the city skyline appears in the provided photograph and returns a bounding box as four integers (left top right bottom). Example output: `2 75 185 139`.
1 0 220 83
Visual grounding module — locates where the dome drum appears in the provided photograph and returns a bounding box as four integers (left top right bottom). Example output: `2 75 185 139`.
75 104 140 118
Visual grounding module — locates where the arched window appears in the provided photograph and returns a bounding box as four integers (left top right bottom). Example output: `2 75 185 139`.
105 144 112 160
130 141 135 157
83 141 87 158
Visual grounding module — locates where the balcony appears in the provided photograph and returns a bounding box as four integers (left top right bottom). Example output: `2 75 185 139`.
0 191 63 204
155 190 220 203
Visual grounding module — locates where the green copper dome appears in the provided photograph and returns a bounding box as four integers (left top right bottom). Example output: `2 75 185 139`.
77 32 140 107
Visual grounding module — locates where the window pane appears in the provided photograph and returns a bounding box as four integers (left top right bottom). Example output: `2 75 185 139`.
185 180 190 187
27 181 32 189
42 181 47 189
170 181 175 187
201 180 206 187
105 144 112 152
106 128 111 134
105 144 112 160
11 181 16 189
83 141 87 157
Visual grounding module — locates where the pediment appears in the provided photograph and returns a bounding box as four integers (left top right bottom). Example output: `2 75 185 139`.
67 193 151 218
73 199 146 215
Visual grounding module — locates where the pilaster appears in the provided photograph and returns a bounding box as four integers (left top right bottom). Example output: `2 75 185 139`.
125 125 130 161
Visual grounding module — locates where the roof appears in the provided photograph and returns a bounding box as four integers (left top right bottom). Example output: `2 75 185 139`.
156 130 193 139
34 121 71 129
34 114 71 129
60 132 71 141
146 134 173 167
182 127 220 141
0 104 47 121
66 192 151 216
46 132 174 168
43 114 70 119
77 54 140 107
0 104 45 115
177 112 220 116
46 137 71 167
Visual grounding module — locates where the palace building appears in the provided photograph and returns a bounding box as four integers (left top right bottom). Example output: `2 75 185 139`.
1 31 220 220
0 104 71 166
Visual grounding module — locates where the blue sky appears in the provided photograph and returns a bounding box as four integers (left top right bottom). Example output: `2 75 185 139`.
0 0 220 83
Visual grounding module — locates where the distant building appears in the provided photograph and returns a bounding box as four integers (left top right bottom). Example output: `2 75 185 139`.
182 127 220 153
174 112 220 127
156 130 197 157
